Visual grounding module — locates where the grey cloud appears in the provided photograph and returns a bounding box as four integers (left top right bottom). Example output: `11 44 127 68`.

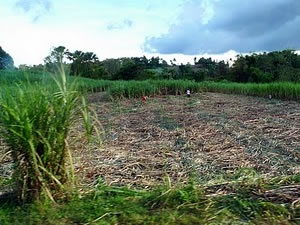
107 19 134 31
144 0 300 54
15 0 52 22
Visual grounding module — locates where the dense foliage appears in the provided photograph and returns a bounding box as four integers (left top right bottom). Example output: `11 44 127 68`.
0 47 14 70
231 50 300 83
155 50 300 83
111 56 167 80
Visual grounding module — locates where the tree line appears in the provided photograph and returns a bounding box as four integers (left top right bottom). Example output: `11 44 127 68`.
231 50 300 82
1 45 300 83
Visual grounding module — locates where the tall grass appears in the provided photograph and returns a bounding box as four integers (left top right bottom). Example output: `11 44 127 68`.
105 80 300 100
200 81 300 100
0 68 93 201
2 70 299 100
106 80 202 99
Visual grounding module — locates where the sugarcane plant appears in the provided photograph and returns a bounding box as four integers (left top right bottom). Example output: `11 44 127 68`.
0 65 94 202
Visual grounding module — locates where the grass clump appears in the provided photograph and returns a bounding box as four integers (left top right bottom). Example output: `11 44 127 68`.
0 68 93 202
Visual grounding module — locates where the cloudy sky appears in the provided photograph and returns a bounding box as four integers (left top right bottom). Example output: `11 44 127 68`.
1 0 300 66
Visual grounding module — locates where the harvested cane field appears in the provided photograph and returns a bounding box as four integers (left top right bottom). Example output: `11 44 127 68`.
73 92 300 187
1 86 300 224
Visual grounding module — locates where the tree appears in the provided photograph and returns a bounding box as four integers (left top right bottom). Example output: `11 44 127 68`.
149 56 160 68
67 50 107 79
44 46 69 72
112 57 165 80
194 57 197 65
114 60 140 80
194 57 227 80
218 60 230 79
230 55 249 82
162 67 178 80
229 49 300 83
102 58 121 79
0 47 14 70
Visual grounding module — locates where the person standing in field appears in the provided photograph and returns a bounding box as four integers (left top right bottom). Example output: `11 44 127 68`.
186 89 191 97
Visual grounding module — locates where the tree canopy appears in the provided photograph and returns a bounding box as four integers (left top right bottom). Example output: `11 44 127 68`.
44 46 69 72
0 47 14 70
231 50 300 83
67 50 108 79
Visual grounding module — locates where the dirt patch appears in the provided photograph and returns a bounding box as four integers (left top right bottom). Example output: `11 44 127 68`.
72 93 300 187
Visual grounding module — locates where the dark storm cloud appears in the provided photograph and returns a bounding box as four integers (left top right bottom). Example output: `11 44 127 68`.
15 0 52 22
107 19 134 31
144 0 300 54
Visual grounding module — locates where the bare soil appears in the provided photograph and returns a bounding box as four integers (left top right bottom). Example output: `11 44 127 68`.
72 92 300 188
